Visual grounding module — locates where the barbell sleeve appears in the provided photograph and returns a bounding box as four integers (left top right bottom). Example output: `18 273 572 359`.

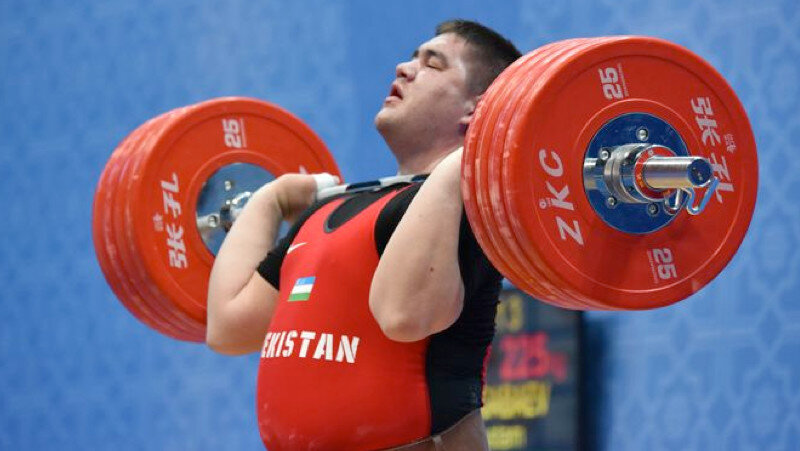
583 155 713 195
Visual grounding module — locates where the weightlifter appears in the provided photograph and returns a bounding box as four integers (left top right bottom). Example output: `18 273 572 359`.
207 20 521 450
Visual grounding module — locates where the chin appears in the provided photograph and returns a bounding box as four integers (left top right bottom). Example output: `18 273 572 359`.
374 108 394 133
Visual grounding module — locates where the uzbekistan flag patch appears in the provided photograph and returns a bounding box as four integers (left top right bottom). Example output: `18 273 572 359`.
288 277 315 302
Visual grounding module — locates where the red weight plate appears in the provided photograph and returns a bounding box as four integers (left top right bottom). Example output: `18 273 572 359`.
115 114 206 338
93 124 163 329
482 39 604 310
128 98 340 328
502 36 650 310
94 116 195 339
116 109 208 339
473 40 581 303
477 42 592 308
497 38 629 310
464 42 563 295
468 41 602 311
125 108 215 339
498 38 628 310
503 36 758 310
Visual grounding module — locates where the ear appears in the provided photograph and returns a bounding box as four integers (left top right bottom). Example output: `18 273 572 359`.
459 94 483 127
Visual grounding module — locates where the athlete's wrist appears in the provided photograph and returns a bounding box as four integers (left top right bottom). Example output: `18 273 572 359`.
250 182 285 222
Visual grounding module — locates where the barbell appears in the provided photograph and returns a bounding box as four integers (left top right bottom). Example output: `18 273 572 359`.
92 36 757 342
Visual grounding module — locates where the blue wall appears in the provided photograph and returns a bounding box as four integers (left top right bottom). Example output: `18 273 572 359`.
1 0 797 449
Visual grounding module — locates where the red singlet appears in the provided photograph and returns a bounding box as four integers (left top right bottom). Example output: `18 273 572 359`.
256 190 430 450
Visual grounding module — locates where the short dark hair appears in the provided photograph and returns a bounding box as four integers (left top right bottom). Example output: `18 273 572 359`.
436 20 521 95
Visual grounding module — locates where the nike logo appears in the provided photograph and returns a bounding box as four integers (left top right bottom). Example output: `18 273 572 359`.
287 242 308 254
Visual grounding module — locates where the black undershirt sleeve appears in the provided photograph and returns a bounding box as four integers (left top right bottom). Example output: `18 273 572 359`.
374 183 422 255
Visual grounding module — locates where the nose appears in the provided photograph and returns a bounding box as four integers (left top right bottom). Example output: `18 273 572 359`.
396 59 417 81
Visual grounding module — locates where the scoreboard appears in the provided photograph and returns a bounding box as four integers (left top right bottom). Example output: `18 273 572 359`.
483 288 583 450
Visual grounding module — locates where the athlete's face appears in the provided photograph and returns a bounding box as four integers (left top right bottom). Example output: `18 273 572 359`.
374 33 476 143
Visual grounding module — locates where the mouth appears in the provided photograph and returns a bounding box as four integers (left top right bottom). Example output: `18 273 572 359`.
387 82 403 101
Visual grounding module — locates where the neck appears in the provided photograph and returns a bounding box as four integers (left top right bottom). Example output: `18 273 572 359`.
387 135 464 175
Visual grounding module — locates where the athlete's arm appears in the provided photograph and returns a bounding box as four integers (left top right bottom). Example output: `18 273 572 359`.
206 174 317 355
370 149 465 342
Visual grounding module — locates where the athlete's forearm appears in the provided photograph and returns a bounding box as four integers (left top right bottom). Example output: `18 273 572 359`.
370 150 465 342
206 182 283 353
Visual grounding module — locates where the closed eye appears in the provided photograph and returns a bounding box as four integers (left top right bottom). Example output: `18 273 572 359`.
412 48 448 70
426 60 443 70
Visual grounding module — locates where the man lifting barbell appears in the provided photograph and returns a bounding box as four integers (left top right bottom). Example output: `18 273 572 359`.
93 16 758 451
206 20 521 450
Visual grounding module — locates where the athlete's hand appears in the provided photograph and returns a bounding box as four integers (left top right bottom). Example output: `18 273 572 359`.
272 173 320 224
